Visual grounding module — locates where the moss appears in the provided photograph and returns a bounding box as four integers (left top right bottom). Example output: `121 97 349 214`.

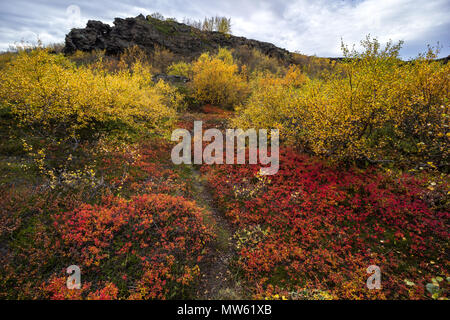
146 17 177 35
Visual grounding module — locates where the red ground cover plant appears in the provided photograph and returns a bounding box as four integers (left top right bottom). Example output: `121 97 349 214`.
0 139 214 300
0 186 93 299
97 139 191 197
43 193 213 300
201 148 449 299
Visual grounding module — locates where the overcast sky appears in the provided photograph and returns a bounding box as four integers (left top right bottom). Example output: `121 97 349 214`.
0 0 449 58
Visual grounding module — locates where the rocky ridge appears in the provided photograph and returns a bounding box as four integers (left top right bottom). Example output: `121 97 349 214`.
64 14 293 62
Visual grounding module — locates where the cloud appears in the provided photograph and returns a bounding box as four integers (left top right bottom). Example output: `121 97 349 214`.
0 0 448 58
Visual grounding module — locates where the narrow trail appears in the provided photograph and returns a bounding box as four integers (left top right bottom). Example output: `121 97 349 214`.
190 166 242 299
179 110 243 299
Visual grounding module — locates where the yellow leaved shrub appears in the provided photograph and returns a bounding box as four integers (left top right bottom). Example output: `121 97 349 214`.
0 49 178 138
233 37 449 167
190 48 249 108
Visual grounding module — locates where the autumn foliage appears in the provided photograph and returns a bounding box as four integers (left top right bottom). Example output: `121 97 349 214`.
0 49 179 138
234 37 449 167
50 193 213 299
0 140 214 300
0 36 448 300
202 148 449 299
190 48 249 108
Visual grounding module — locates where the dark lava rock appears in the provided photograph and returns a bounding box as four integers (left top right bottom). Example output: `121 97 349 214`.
64 14 292 62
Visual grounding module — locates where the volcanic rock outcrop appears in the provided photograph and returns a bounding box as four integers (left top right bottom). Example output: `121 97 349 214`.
64 14 292 62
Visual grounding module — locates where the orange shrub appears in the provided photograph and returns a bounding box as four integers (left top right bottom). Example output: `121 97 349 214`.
50 193 214 299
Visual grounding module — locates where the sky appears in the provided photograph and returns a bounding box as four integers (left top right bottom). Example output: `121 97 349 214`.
0 0 449 58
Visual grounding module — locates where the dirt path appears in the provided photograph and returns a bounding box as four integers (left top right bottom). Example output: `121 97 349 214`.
187 165 243 299
178 110 243 299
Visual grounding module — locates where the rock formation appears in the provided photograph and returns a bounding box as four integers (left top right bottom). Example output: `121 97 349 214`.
64 14 292 62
